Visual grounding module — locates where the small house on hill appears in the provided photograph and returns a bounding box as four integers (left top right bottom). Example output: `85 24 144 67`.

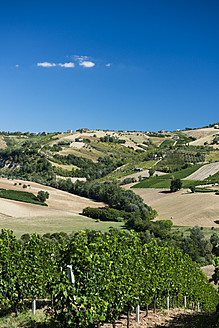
135 167 143 171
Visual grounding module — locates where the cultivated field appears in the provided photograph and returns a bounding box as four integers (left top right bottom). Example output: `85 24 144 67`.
0 178 123 237
184 162 219 180
184 127 216 139
184 127 219 147
119 169 165 182
0 137 6 149
132 188 219 227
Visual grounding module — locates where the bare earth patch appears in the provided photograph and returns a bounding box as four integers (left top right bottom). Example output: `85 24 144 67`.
0 178 121 237
183 127 219 147
0 137 6 149
132 188 219 227
0 178 104 217
120 170 165 182
184 162 219 180
184 127 216 139
101 309 195 328
201 265 215 280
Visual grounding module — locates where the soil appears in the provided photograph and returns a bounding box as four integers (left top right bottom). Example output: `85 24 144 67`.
132 188 219 227
0 178 105 218
101 308 202 328
184 162 219 181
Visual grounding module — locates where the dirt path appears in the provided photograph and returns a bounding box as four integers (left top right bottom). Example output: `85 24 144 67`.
184 162 219 180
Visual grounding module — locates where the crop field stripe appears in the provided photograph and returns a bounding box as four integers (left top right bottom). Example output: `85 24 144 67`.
132 165 203 188
0 189 47 206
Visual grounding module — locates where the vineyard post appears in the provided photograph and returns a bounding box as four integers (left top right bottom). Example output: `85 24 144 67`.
136 297 140 322
166 290 169 310
184 296 186 308
67 264 76 301
32 295 36 315
67 265 75 284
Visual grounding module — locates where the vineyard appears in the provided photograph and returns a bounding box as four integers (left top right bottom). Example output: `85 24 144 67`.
0 229 218 327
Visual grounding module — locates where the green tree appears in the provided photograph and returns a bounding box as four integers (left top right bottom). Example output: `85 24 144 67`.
170 178 182 192
37 190 49 202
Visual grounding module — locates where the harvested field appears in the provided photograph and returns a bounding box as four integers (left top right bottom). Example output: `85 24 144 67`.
149 137 167 147
184 162 219 180
56 175 86 183
0 178 115 236
122 141 144 151
132 188 219 227
0 178 104 216
49 161 79 171
184 127 216 139
0 137 6 149
184 127 219 147
120 170 165 182
59 148 100 161
70 141 85 149
0 214 122 238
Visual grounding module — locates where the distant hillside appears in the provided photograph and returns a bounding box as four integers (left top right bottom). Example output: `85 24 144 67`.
0 126 219 184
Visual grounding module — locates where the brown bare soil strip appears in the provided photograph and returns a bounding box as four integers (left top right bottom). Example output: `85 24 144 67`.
101 309 196 328
0 137 6 149
201 265 215 280
184 162 219 180
132 188 219 227
0 178 105 218
184 127 216 139
120 170 165 182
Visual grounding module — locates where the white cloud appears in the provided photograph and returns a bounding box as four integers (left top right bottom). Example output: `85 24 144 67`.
58 62 75 68
79 61 95 68
15 64 20 67
37 62 56 67
105 63 111 67
74 55 89 62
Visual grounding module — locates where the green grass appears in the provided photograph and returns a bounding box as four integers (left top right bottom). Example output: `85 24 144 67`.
159 139 175 148
49 161 79 171
206 152 219 162
0 215 124 238
135 160 157 169
132 165 203 188
0 308 48 328
205 170 219 182
0 189 47 206
171 225 219 239
3 136 28 148
194 187 218 193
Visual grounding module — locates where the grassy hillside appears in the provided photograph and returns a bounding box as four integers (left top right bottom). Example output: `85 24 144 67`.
0 215 123 238
132 165 203 188
0 127 218 188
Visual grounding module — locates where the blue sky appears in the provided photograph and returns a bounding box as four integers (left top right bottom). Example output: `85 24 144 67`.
0 0 218 132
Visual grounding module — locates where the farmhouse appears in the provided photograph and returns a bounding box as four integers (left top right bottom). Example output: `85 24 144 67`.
134 167 143 171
